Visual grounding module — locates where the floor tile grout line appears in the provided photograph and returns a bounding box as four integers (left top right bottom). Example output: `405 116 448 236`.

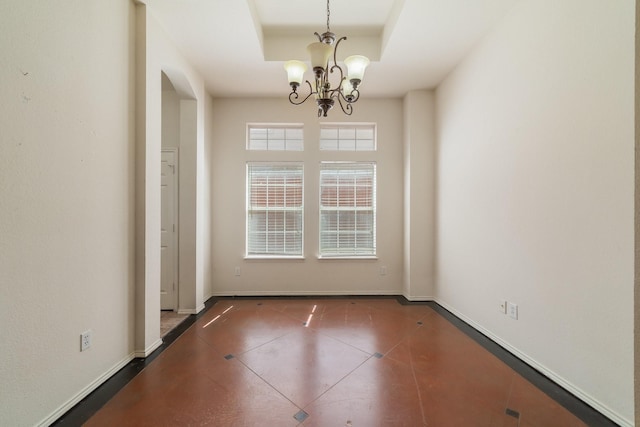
303 303 429 357
504 372 519 426
300 352 381 415
193 331 230 357
370 322 425 364
308 327 382 357
230 325 378 415
228 328 301 358
406 337 429 427
231 353 305 415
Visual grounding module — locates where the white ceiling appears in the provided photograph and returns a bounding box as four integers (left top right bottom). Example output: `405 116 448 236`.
145 0 519 98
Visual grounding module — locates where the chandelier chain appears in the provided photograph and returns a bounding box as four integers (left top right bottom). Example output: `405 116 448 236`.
326 0 330 32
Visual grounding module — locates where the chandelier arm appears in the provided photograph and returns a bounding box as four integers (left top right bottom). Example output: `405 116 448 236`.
313 32 323 42
340 87 360 103
336 94 354 115
326 86 342 99
288 80 316 105
289 91 315 106
329 63 345 82
333 36 347 65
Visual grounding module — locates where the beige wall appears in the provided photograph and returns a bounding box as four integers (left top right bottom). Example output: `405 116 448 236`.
210 98 404 295
403 90 437 300
435 0 634 424
0 1 136 425
161 75 180 149
136 5 210 356
203 94 215 300
0 2 214 424
635 1 640 424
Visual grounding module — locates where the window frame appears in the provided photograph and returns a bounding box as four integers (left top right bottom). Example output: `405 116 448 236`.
319 123 377 151
246 123 304 151
318 161 377 259
245 162 305 259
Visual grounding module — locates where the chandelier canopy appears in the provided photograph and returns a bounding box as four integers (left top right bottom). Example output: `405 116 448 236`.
283 0 370 117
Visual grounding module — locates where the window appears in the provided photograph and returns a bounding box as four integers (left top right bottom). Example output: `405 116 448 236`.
247 124 303 151
246 163 303 257
319 123 376 151
319 162 376 257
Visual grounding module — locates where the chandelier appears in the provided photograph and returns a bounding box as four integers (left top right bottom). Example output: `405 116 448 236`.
283 0 370 117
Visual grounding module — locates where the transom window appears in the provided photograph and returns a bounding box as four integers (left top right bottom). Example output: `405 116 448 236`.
247 124 304 151
246 163 304 257
319 162 376 257
319 123 376 151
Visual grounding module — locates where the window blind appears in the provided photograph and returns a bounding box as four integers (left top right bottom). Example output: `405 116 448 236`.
319 162 376 257
247 163 303 256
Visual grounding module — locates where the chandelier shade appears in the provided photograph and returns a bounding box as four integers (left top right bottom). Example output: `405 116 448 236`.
307 42 334 72
344 55 370 84
284 0 370 117
284 60 307 86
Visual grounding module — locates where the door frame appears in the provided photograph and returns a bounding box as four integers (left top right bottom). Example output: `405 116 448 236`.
161 148 179 312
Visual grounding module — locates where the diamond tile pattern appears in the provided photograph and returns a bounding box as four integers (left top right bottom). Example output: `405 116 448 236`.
85 298 588 426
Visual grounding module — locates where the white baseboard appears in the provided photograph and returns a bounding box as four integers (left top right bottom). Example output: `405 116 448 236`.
402 294 435 302
177 302 205 315
434 299 632 427
134 338 163 358
37 352 135 427
210 290 402 297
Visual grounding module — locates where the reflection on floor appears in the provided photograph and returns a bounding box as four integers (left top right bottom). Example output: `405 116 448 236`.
82 297 614 426
160 310 188 338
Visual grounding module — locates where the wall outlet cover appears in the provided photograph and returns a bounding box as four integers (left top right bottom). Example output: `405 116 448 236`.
507 302 518 320
81 330 92 352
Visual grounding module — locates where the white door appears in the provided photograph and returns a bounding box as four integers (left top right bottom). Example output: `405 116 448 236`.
161 150 178 310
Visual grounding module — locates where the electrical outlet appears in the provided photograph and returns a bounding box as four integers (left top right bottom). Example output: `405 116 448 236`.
498 300 507 314
234 267 240 276
80 330 92 352
507 302 518 320
379 266 387 276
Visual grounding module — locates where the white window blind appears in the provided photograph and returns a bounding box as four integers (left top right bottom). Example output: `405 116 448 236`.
319 162 376 257
319 123 376 151
247 163 303 256
247 124 304 151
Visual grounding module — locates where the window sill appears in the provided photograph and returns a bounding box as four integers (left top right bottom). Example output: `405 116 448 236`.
317 256 378 260
244 255 305 261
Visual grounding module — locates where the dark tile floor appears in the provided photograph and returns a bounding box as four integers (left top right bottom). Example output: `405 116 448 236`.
61 297 616 426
